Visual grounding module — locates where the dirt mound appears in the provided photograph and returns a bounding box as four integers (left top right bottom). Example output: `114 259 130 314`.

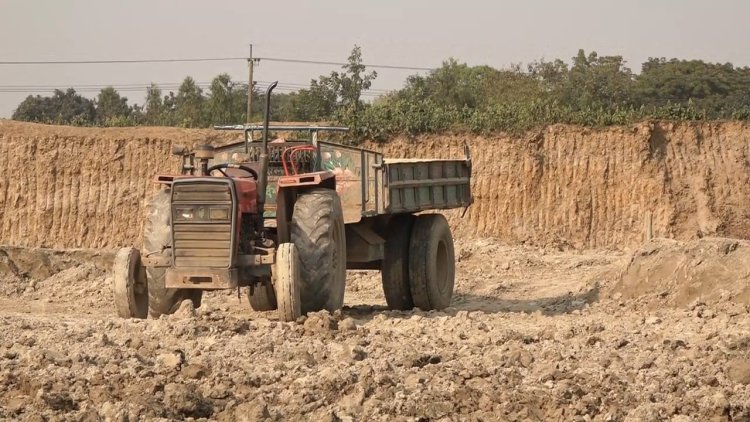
2 120 749 249
0 247 113 311
612 237 750 307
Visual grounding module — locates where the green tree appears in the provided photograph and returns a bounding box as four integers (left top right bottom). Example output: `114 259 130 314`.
205 74 247 125
333 45 377 113
175 76 205 127
95 87 130 124
12 88 95 125
288 78 338 121
636 58 750 113
559 50 635 110
144 83 166 125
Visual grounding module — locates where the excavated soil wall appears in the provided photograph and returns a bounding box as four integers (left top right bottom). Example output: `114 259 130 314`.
0 120 749 249
375 121 750 248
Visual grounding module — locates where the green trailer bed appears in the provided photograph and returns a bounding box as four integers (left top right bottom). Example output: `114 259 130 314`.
210 136 472 223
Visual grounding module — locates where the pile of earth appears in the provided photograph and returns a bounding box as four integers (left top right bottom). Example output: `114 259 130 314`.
612 237 750 307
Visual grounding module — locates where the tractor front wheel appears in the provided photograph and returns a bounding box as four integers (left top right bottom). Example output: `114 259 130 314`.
113 247 149 319
248 280 278 312
274 243 301 322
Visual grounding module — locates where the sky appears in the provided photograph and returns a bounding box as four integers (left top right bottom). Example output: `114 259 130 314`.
1 0 749 118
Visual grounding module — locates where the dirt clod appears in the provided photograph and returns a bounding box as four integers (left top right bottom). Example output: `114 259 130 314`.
1 237 749 420
726 358 750 385
163 382 212 418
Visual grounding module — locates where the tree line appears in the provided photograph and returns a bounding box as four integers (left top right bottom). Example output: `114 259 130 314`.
12 47 750 139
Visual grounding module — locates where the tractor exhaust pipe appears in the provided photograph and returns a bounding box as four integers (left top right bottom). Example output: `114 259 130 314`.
257 81 278 220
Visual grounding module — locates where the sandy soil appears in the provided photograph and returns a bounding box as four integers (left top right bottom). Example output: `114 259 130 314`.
3 119 750 250
1 238 749 421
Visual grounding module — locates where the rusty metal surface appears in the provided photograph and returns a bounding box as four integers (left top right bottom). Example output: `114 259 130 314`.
236 253 274 266
141 255 170 268
345 223 385 263
165 268 238 289
319 142 383 224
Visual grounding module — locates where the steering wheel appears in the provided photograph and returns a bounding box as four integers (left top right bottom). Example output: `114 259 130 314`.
206 163 259 180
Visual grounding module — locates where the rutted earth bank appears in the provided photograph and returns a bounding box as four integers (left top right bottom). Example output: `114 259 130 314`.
1 238 749 420
1 120 750 249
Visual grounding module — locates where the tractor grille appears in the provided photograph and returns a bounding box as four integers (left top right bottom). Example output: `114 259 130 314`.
171 181 234 268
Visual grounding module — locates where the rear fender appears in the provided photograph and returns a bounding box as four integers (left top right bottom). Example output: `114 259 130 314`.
276 170 336 190
275 171 336 243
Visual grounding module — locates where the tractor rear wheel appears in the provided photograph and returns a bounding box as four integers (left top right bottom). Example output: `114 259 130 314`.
275 243 302 322
408 214 455 311
291 188 346 314
113 247 149 319
143 189 202 318
381 214 416 310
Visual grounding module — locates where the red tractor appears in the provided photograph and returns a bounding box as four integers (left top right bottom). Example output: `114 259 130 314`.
114 82 472 321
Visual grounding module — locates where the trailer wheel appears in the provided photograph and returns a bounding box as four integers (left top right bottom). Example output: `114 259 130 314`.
113 247 149 319
275 243 301 322
248 281 277 312
381 214 415 310
408 214 455 311
143 189 202 317
291 188 346 314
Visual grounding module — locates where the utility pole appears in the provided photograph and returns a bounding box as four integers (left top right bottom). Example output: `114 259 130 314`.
246 44 254 123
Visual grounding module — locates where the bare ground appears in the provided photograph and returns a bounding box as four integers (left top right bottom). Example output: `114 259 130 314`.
1 238 749 421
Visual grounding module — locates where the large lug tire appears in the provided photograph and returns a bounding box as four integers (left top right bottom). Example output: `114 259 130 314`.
291 188 346 314
143 189 202 318
408 214 455 311
381 214 416 310
113 247 149 319
275 243 302 322
248 281 278 312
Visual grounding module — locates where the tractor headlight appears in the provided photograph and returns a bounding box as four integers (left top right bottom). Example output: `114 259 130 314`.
175 206 228 221
175 207 195 221
209 207 230 220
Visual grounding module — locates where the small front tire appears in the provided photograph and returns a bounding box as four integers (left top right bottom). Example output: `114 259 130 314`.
275 243 302 322
249 280 278 312
113 247 149 319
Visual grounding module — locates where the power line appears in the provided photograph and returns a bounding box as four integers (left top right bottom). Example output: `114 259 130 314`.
0 56 436 71
256 56 435 71
0 57 245 65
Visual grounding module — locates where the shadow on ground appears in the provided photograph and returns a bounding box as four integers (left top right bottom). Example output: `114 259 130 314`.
342 283 600 321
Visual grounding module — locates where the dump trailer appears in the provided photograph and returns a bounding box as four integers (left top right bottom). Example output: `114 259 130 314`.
113 82 472 321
